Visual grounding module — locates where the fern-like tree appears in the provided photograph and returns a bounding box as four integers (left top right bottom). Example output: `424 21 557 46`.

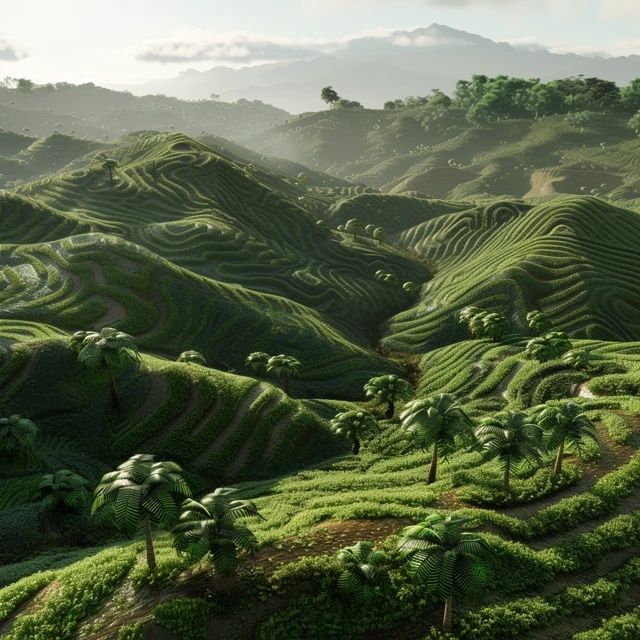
35 469 90 514
526 309 551 334
245 351 270 375
177 350 207 366
400 394 473 484
398 514 491 632
479 312 508 342
525 331 572 363
173 487 262 574
92 454 191 571
364 374 415 419
403 281 420 296
330 410 379 454
535 402 598 475
373 227 386 244
102 158 118 185
374 270 399 285
459 307 483 338
562 349 594 371
345 218 364 239
473 411 543 492
337 541 389 604
266 354 301 394
70 328 140 410
0 415 38 466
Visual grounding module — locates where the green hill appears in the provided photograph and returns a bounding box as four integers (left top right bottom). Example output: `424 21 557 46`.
247 108 640 206
3 113 640 640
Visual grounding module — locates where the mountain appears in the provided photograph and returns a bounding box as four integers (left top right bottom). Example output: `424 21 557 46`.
125 24 640 112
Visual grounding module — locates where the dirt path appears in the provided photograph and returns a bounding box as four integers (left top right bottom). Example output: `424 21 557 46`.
495 360 525 399
578 381 596 399
0 580 61 636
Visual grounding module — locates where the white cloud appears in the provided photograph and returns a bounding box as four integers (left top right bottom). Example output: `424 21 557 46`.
137 31 340 63
0 38 27 61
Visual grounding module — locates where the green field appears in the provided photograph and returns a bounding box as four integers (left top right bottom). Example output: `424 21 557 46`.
1 89 640 640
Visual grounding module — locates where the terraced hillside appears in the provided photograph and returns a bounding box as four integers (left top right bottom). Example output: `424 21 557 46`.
383 197 640 352
248 109 640 206
3 116 640 640
0 131 109 188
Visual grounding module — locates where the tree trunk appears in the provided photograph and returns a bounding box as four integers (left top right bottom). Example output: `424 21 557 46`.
503 462 510 493
427 444 438 485
553 439 565 475
145 518 157 572
283 374 290 395
108 168 113 185
352 437 360 455
385 401 395 419
108 366 120 410
442 597 453 633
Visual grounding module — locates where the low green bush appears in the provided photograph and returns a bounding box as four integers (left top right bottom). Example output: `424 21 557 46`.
600 413 633 444
117 622 145 640
0 570 56 622
153 597 210 640
457 466 581 506
3 546 135 640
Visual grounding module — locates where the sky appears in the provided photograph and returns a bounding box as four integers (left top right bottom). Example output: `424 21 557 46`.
2 0 640 87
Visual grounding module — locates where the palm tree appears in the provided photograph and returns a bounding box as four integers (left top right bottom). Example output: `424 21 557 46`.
70 328 140 410
400 394 473 484
336 541 389 604
245 351 270 375
102 158 118 185
345 218 363 239
266 354 301 394
374 270 399 285
562 349 594 371
473 411 543 492
403 281 420 296
330 410 379 454
373 227 386 244
525 331 572 363
35 469 90 514
459 307 483 338
526 309 551 334
0 415 38 466
177 350 207 366
398 514 491 632
364 374 415 419
535 402 598 474
173 487 262 574
480 312 508 342
92 454 191 571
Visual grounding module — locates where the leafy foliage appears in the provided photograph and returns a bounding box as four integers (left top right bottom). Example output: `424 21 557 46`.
173 487 262 574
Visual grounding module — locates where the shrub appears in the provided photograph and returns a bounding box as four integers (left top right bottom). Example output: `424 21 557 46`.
153 597 210 640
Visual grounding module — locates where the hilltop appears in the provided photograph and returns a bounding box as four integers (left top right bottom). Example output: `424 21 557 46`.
248 108 640 205
0 81 289 141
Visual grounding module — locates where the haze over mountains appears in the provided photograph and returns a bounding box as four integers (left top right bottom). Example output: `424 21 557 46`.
127 24 640 112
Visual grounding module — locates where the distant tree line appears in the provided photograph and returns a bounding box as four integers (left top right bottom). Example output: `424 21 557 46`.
381 74 640 125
